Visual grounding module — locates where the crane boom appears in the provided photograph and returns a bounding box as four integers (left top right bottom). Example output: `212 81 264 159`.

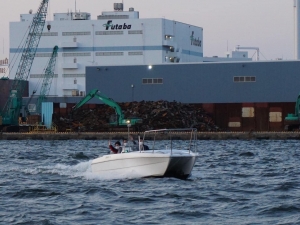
1 0 49 125
36 46 58 114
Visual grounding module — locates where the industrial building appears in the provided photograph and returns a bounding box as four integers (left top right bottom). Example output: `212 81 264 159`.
2 2 300 131
9 3 251 98
82 61 299 131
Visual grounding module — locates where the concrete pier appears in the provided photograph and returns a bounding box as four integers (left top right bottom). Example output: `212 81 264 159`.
1 131 300 140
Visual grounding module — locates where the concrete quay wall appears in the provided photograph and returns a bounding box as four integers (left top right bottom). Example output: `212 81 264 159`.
1 132 300 141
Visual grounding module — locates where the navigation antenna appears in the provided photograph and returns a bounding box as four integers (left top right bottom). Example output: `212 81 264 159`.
75 0 77 12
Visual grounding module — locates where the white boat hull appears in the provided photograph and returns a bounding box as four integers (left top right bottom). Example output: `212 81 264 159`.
91 150 198 179
91 152 170 178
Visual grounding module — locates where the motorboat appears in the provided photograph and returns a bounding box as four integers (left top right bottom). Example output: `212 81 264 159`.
91 128 198 179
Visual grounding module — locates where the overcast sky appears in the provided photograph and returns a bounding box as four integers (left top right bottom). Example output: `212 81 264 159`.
0 0 295 60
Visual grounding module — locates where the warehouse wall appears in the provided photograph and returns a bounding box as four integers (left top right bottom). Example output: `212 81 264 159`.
86 60 300 104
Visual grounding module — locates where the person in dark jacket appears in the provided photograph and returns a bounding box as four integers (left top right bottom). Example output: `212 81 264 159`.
108 140 122 154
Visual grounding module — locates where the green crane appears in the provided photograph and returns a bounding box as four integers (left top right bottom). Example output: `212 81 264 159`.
1 0 49 125
36 46 58 114
72 89 143 126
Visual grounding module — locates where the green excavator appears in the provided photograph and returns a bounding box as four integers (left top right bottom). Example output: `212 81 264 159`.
284 93 300 131
72 89 143 127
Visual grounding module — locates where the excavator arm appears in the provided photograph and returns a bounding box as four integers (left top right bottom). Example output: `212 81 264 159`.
72 89 125 125
94 93 125 124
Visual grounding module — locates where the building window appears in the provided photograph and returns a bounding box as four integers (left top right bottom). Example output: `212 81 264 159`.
35 53 53 57
63 74 85 78
128 30 143 34
62 52 91 57
95 31 123 35
233 76 256 82
142 78 163 84
62 32 91 36
96 52 123 56
128 52 143 56
41 32 58 36
30 74 58 78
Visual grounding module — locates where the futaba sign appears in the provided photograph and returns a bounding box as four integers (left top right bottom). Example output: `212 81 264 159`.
0 58 8 66
190 31 201 47
103 20 132 30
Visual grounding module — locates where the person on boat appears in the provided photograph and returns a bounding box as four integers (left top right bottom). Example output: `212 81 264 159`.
108 140 122 154
122 138 129 146
129 135 149 150
122 137 136 146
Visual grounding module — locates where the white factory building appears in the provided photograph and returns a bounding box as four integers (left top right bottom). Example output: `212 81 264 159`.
9 3 250 98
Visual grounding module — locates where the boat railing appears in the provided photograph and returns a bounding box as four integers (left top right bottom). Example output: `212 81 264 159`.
142 128 198 154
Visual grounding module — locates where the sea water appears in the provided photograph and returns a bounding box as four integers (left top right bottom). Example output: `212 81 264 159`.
0 139 299 225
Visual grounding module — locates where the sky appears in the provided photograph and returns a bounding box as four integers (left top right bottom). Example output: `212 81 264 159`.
0 0 295 60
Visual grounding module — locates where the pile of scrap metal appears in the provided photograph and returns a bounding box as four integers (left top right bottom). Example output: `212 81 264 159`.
52 100 221 132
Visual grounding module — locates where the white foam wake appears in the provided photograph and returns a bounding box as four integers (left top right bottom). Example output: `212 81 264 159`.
4 160 144 181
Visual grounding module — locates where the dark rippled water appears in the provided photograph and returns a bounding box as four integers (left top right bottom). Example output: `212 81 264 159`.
1 139 300 225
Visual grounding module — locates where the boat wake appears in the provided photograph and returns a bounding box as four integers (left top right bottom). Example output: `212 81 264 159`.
47 161 140 180
15 160 142 180
2 160 155 181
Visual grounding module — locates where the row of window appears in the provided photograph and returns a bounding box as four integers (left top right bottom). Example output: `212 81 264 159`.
62 52 91 57
29 74 163 85
34 52 144 57
28 76 256 85
41 32 58 36
63 74 86 78
30 74 58 78
233 76 256 82
142 78 163 84
96 52 123 56
36 53 54 57
30 74 85 78
41 30 143 37
95 31 123 35
62 32 91 36
128 52 143 55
